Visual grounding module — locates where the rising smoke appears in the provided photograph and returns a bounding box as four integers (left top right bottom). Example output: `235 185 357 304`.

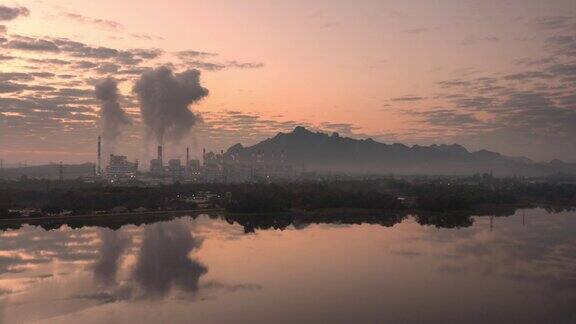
133 66 208 144
95 77 131 151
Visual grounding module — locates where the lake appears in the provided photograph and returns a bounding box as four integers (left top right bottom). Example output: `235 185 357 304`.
0 208 575 323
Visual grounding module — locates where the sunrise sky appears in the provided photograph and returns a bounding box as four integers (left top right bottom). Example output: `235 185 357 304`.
1 0 575 164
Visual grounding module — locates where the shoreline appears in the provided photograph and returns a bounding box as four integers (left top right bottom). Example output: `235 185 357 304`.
0 208 225 225
1 203 572 227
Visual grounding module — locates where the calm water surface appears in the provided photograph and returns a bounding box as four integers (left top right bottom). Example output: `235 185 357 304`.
0 209 575 323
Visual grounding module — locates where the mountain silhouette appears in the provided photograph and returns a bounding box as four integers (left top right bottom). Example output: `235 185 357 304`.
227 127 575 176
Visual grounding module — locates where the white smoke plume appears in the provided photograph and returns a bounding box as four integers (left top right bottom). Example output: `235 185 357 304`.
95 77 131 150
133 66 208 144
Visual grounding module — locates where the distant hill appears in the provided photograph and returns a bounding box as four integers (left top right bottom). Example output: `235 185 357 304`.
0 163 95 180
226 126 576 176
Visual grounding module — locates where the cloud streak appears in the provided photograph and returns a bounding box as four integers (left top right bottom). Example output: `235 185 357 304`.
62 12 123 30
183 60 264 71
0 5 29 21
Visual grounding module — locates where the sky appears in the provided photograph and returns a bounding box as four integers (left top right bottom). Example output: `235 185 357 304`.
0 0 575 165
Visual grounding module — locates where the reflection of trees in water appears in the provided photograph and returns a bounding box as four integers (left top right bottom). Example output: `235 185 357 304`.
1 212 409 234
225 212 408 233
1 205 572 235
544 205 576 214
0 208 533 234
0 214 191 232
414 204 522 229
0 223 22 231
414 213 474 229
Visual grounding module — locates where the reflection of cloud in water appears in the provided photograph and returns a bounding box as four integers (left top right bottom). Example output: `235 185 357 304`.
0 226 100 274
76 221 208 302
201 281 263 292
0 287 12 300
133 221 207 298
71 285 134 304
424 210 576 292
391 250 422 257
93 229 129 286
0 254 51 274
438 264 469 274
75 221 264 303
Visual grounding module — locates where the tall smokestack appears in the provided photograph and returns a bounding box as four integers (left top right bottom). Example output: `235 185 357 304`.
157 145 163 166
186 147 189 165
97 136 102 175
59 161 63 182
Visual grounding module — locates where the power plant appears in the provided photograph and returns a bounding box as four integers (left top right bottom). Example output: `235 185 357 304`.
97 136 102 176
106 154 139 178
94 137 295 184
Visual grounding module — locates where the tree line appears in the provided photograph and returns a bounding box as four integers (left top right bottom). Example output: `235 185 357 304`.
1 178 576 218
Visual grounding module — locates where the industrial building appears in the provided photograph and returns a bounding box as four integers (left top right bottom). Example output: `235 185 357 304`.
105 154 138 178
149 146 164 175
200 148 295 182
95 137 296 184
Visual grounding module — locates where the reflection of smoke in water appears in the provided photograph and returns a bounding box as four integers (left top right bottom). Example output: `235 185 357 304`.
93 229 129 286
133 221 207 298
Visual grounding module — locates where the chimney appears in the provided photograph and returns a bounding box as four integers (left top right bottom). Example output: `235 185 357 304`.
97 136 101 175
59 161 63 182
186 147 190 166
157 145 163 166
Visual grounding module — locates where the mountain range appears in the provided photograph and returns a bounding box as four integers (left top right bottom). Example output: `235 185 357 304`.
227 126 576 177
